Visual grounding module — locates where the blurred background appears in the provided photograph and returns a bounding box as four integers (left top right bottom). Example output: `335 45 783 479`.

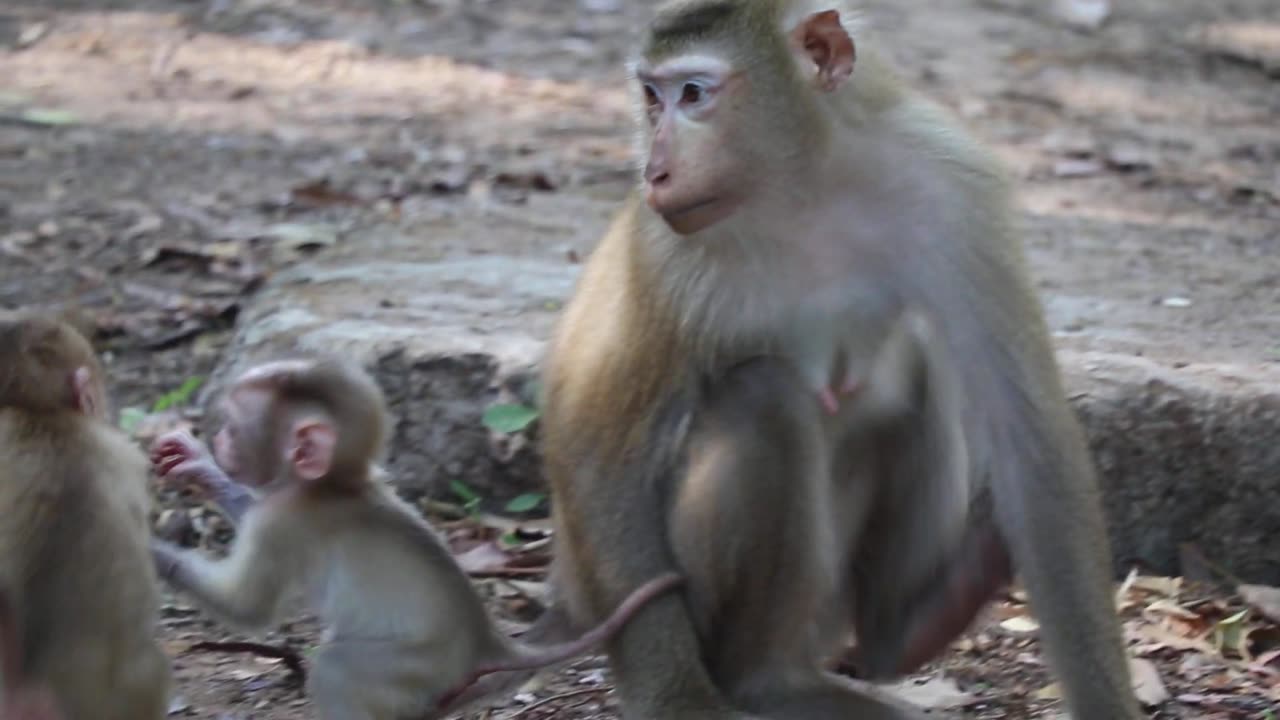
0 1 1277 717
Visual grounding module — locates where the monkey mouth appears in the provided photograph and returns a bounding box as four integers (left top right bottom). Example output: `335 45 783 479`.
652 197 732 235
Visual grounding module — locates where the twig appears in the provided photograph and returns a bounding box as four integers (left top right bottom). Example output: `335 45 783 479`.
188 640 308 685
509 687 608 718
466 567 549 579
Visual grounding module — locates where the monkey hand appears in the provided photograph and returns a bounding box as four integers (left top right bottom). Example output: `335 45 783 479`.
149 539 184 585
150 430 228 493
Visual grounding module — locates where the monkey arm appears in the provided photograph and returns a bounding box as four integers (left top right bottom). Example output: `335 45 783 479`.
206 481 255 526
151 430 255 525
151 513 298 630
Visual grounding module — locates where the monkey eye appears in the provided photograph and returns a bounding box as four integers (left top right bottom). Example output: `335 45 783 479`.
680 82 709 106
642 83 661 109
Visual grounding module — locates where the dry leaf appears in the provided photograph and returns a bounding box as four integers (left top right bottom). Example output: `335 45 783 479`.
1127 574 1182 598
1053 159 1104 178
1000 615 1040 634
1034 682 1062 700
1132 622 1216 654
1143 598 1201 621
1128 658 1169 706
454 542 510 574
1212 609 1251 658
884 676 975 710
1052 0 1112 30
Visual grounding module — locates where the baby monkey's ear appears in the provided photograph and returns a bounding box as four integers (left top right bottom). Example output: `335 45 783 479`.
289 418 337 482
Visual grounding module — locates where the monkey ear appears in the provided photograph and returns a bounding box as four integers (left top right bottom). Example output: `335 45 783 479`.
790 9 856 92
71 366 97 417
289 420 337 482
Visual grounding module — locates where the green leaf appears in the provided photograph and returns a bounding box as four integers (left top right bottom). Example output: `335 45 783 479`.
449 479 481 504
152 376 205 412
21 108 78 126
504 492 546 514
481 403 539 434
118 406 147 434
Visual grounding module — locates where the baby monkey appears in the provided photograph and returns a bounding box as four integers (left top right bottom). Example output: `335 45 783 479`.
0 591 61 720
149 358 682 720
0 311 172 720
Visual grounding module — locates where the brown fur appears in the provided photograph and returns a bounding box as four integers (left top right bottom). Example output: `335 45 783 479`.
542 2 1140 719
150 359 682 720
0 313 171 720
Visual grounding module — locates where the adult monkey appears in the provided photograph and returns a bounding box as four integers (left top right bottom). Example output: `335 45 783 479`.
539 1 1141 719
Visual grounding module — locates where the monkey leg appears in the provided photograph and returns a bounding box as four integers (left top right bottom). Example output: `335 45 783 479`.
843 367 1006 680
670 358 837 684
112 644 172 720
669 358 933 720
308 640 444 720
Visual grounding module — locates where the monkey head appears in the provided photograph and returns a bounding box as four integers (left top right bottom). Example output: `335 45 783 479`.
633 2 856 235
212 359 388 490
0 311 107 418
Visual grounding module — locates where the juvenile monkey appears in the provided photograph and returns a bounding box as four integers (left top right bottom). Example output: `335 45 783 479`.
0 311 172 720
539 2 1142 720
149 359 682 720
0 590 62 720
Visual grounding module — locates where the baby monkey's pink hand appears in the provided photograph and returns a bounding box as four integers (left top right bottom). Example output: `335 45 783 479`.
149 430 227 493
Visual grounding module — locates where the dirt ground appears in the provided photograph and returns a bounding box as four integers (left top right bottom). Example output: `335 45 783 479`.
1 0 1278 718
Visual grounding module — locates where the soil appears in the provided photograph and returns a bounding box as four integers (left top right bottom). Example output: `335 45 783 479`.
0 0 1277 718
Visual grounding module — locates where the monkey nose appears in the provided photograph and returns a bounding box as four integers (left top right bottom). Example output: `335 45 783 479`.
644 163 670 187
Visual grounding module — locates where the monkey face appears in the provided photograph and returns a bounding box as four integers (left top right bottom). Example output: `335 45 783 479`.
213 389 276 487
635 56 753 235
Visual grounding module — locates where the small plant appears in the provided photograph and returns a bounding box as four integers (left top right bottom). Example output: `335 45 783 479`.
152 376 205 413
481 403 539 434
118 376 206 434
118 406 148 435
449 479 483 516
504 492 546 514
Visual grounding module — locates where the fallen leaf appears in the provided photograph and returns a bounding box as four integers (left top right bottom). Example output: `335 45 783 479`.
884 676 975 710
1052 159 1104 178
264 223 339 258
454 542 511 574
1130 575 1182 596
1132 622 1216 654
1129 658 1169 706
16 22 51 49
1144 598 1201 621
1052 0 1112 31
1000 615 1040 634
289 179 364 208
167 694 192 714
17 108 78 126
1213 609 1251 658
1034 682 1062 700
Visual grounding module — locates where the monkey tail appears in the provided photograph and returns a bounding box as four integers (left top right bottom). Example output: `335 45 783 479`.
432 572 685 714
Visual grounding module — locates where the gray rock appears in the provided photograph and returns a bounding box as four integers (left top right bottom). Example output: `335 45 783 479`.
209 257 1280 582
1063 352 1280 584
202 256 578 506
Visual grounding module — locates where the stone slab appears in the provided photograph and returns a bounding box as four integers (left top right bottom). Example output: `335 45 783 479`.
1064 352 1280 583
202 255 579 505
210 257 1280 582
